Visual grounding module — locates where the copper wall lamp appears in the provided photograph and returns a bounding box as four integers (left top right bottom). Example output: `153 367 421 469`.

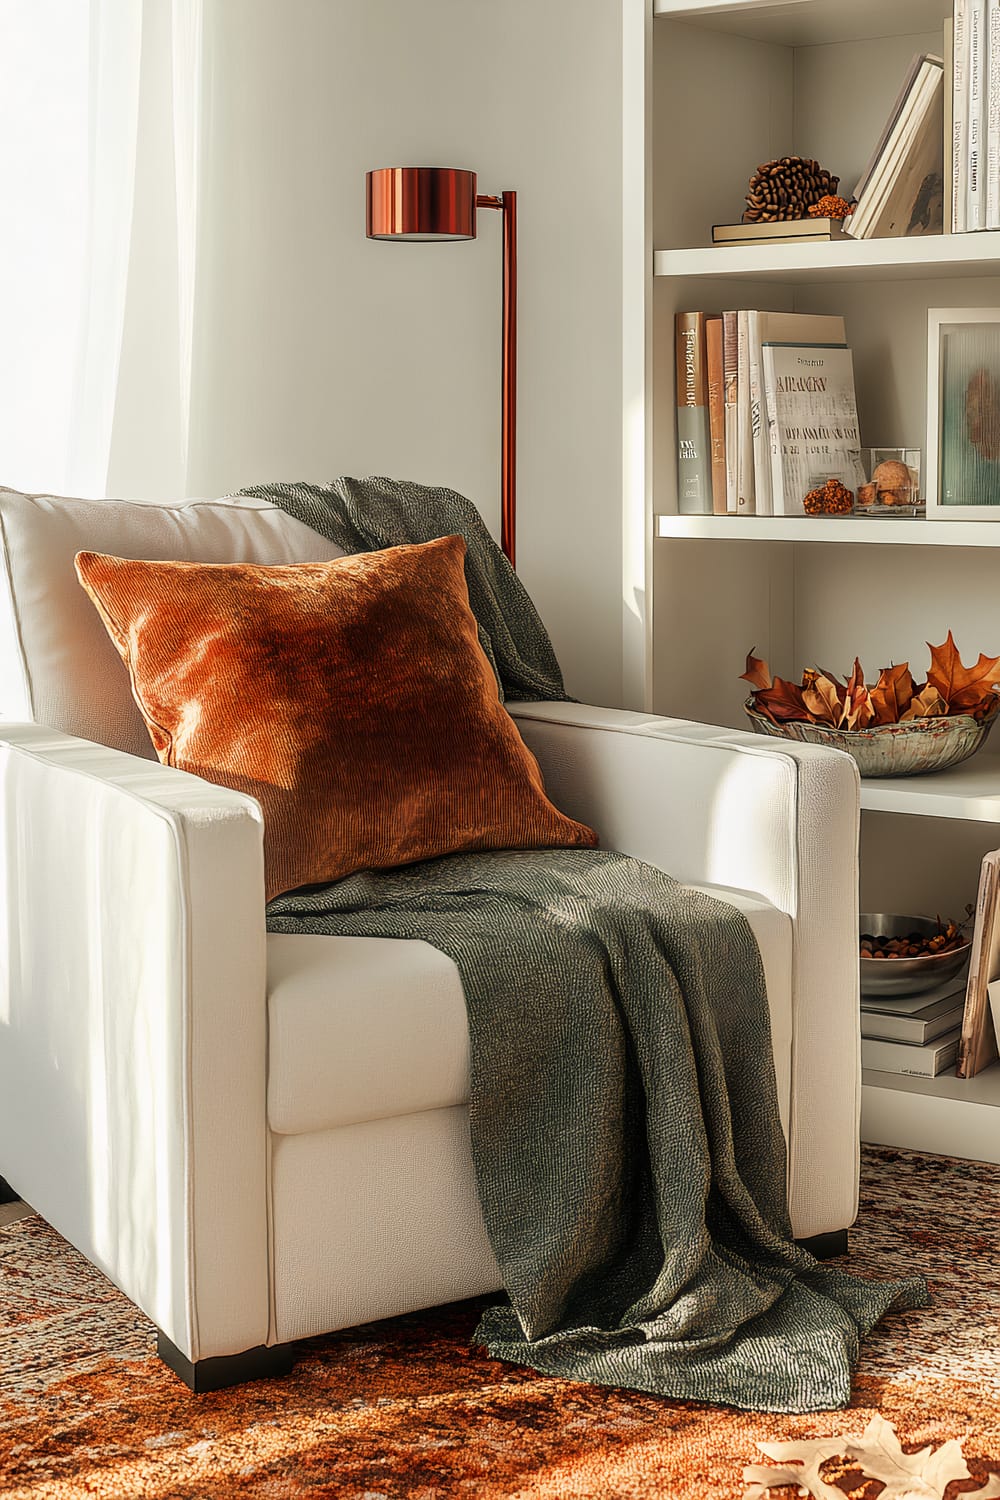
366 166 517 567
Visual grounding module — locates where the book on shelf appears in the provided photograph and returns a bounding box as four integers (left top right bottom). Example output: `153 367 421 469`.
954 0 969 231
958 848 1000 1078
861 983 967 1045
711 219 847 245
988 0 1000 227
722 311 739 512
846 53 945 240
735 310 754 514
862 1026 962 1077
675 311 712 514
968 0 987 230
705 316 727 514
760 342 864 517
944 16 955 231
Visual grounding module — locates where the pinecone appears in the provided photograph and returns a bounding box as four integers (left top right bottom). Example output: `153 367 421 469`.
743 157 841 224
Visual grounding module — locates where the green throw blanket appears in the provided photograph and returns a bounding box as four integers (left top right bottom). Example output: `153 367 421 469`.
254 476 926 1412
236 476 567 703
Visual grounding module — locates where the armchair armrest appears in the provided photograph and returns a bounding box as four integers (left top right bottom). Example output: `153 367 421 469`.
510 701 862 1239
0 724 268 1362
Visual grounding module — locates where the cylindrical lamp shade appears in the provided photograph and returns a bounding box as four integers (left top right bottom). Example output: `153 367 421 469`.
366 167 477 241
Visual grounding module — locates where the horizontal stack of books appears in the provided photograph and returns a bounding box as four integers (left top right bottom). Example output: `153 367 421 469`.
675 310 864 516
861 978 966 1077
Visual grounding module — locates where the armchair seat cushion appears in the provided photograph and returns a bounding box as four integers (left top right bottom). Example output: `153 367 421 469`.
265 882 792 1139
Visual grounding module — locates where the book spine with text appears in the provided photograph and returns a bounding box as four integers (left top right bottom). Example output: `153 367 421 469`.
675 312 712 515
722 312 739 512
969 0 987 229
944 16 954 230
736 311 755 514
955 0 970 231
988 0 1000 227
747 311 772 516
705 316 727 514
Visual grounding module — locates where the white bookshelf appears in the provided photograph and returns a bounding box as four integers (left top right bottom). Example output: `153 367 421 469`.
624 0 1000 1156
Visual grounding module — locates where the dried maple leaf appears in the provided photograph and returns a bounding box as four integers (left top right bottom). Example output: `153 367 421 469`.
741 650 773 692
841 657 875 730
926 630 1000 717
752 677 811 725
870 663 916 725
901 684 949 720
802 673 842 726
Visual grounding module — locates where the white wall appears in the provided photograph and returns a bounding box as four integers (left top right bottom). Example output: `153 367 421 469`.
115 0 624 705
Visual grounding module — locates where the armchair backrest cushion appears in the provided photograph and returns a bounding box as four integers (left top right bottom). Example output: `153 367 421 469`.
0 486 345 758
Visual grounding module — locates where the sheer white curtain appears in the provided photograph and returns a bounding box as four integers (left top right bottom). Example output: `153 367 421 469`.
0 0 203 499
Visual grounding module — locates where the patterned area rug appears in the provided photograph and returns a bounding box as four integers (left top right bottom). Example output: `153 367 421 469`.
1 1145 998 1499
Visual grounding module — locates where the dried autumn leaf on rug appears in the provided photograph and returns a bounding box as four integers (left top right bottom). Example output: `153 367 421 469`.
742 634 1000 730
743 1415 1000 1500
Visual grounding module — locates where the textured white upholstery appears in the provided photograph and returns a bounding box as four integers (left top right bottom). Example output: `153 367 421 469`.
266 889 792 1143
270 1111 499 1345
0 486 345 757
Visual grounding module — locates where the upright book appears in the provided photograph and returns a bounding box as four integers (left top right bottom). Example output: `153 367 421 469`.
954 0 970 232
675 312 712 514
968 0 987 230
722 312 739 512
705 316 727 514
958 848 1000 1077
747 313 846 517
988 0 1000 228
761 343 864 517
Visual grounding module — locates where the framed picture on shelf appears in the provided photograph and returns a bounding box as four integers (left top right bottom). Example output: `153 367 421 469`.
927 308 1000 518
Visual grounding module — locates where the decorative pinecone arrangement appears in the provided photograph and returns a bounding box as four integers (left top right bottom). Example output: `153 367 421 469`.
743 156 841 223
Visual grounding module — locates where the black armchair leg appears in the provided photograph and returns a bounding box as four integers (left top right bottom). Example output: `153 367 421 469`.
797 1228 849 1260
156 1330 295 1392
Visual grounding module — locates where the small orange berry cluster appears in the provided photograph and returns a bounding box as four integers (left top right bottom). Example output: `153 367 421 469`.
808 194 854 220
803 478 854 515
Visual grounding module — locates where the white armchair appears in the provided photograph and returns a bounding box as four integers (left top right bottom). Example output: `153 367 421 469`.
0 487 862 1390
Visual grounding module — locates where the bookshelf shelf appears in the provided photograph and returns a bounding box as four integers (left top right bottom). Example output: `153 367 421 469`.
862 1063 1000 1160
652 0 952 49
654 235 1000 285
859 753 1000 823
655 514 1000 544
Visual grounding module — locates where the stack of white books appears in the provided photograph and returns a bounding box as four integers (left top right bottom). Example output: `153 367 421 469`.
861 976 968 1077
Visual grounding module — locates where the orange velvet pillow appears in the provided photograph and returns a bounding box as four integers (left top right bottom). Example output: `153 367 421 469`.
75 536 597 899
